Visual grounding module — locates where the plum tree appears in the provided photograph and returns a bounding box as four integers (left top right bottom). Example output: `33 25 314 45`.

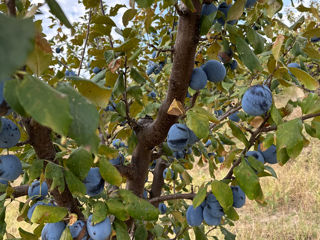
1 0 320 239
87 215 111 240
28 180 48 200
241 85 272 116
202 60 226 82
189 67 208 90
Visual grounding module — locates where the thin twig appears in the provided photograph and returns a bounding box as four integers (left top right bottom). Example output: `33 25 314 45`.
78 11 91 76
149 193 195 204
100 0 105 16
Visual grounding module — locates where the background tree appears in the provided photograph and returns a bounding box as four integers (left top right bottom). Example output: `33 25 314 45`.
0 0 320 239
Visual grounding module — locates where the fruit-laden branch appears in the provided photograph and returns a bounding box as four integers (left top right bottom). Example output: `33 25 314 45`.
23 118 84 218
223 111 320 180
149 193 196 204
143 0 202 150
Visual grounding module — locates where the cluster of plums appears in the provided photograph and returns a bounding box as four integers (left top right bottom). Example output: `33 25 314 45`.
146 59 166 76
186 187 245 227
0 117 22 186
189 60 226 91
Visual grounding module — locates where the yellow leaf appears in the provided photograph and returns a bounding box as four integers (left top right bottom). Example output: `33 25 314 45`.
167 99 185 116
272 35 285 62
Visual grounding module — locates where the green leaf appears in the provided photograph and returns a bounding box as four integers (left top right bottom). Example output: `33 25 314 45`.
112 73 125 98
83 0 100 8
3 79 26 116
289 67 319 90
186 111 209 139
114 219 130 240
134 224 148 240
28 159 44 183
64 170 86 197
224 206 239 221
192 185 207 208
270 105 283 125
130 68 146 84
181 0 195 12
220 226 236 240
26 33 52 76
228 121 249 147
91 69 107 87
0 14 35 81
45 162 65 193
99 157 123 186
264 165 277 178
303 28 320 38
31 205 68 223
18 228 38 240
300 93 320 114
106 198 130 221
234 160 264 201
57 83 100 152
123 9 137 27
66 148 93 180
272 35 285 62
119 189 159 221
246 28 265 54
18 76 72 136
236 37 263 72
303 43 320 60
227 0 245 21
113 38 140 52
193 227 207 240
45 0 72 28
135 0 154 8
69 77 112 108
200 12 216 36
276 119 303 163
211 180 233 210
247 156 264 173
60 227 73 240
92 202 108 224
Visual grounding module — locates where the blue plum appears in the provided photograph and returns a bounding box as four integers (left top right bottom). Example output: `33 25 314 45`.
93 67 101 74
148 91 156 98
87 215 111 240
187 128 199 145
55 47 61 53
163 168 175 179
186 205 204 226
159 203 167 214
245 0 257 8
65 70 77 77
149 160 156 170
28 180 48 200
0 118 20 148
218 156 225 163
146 61 157 75
204 194 224 218
258 144 277 164
0 155 22 181
112 139 125 149
189 68 208 90
143 189 148 199
287 62 300 76
228 111 240 122
231 185 246 208
311 37 320 42
151 51 157 58
201 3 217 16
69 220 88 240
167 124 190 151
173 151 185 159
241 85 272 116
230 59 238 70
27 201 53 220
203 206 222 226
245 151 265 164
217 2 237 25
83 168 105 197
41 221 66 240
202 60 226 82
205 139 212 147
214 109 224 117
0 179 7 185
109 153 124 166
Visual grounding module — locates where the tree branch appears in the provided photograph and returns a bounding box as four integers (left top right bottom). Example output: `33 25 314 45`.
5 0 16 16
115 164 134 180
78 10 91 76
149 193 195 204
